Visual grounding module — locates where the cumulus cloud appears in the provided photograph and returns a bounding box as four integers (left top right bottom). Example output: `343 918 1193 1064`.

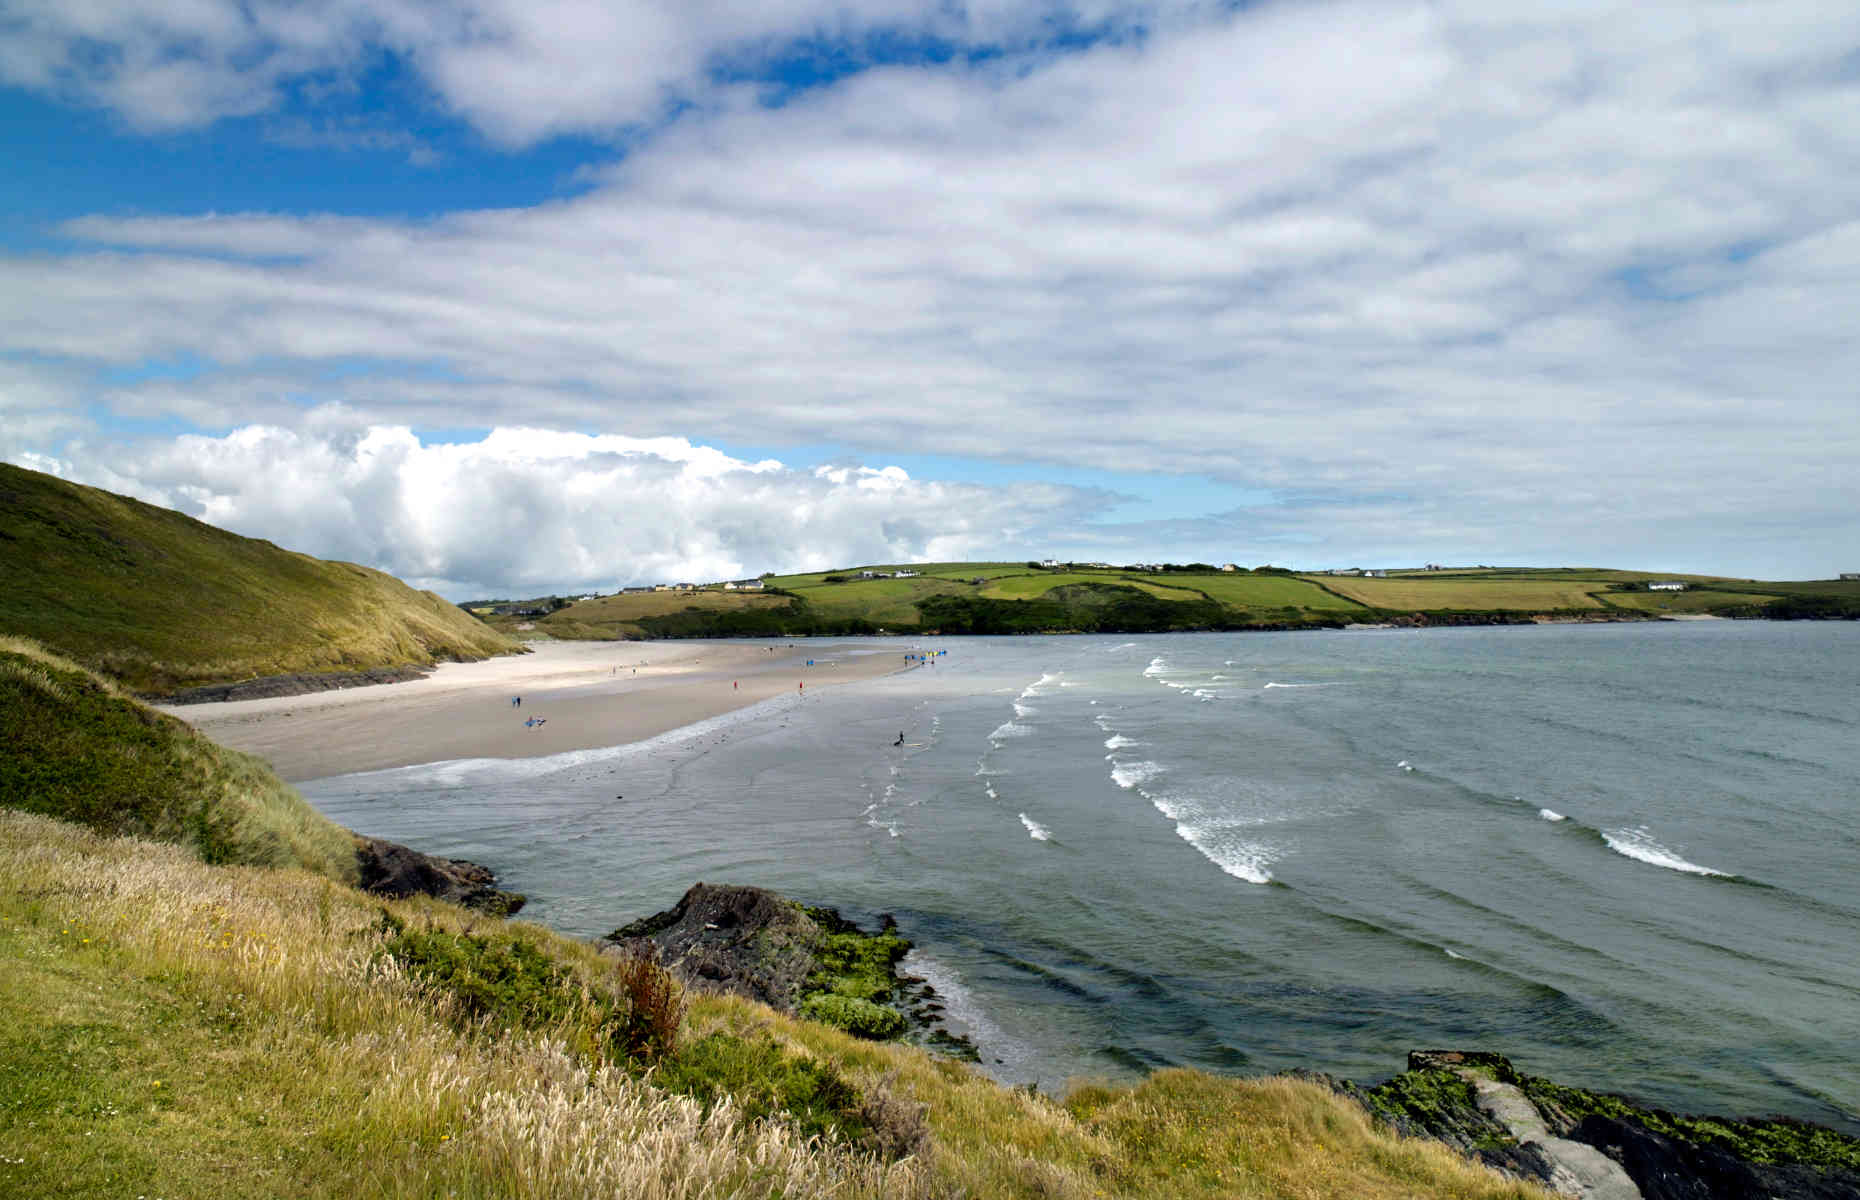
37 421 1116 596
5 0 1860 576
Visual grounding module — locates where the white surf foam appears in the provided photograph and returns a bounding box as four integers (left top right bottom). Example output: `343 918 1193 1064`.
989 721 1031 741
1019 672 1061 698
1111 760 1162 790
1143 656 1168 677
1444 948 1467 960
1602 827 1728 877
1018 813 1052 841
1167 818 1274 884
1103 734 1137 750
1397 760 1415 772
1109 642 1137 651
1539 808 1567 822
1012 701 1037 718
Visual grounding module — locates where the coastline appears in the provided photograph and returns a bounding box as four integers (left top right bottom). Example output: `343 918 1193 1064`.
161 638 904 782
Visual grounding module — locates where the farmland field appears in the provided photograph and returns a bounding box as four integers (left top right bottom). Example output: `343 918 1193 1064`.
1316 577 1611 611
1192 575 1368 611
979 573 1201 602
784 576 974 625
1602 590 1778 614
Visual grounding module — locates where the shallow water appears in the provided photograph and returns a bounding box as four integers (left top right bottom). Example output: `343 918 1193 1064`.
303 622 1860 1129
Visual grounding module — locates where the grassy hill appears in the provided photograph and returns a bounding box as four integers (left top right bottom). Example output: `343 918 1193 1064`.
505 562 1860 640
0 635 357 880
0 463 519 695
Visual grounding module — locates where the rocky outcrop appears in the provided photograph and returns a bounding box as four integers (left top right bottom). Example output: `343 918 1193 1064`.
605 882 826 1010
604 882 977 1055
354 837 526 916
1345 1051 1860 1200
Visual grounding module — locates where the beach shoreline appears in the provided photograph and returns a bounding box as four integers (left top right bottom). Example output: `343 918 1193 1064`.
161 638 904 782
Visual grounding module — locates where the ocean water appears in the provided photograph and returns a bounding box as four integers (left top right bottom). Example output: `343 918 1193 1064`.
302 622 1860 1130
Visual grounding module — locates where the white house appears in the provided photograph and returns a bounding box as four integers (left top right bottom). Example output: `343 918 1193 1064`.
725 578 765 590
1220 563 1240 572
894 570 919 578
1648 581 1688 591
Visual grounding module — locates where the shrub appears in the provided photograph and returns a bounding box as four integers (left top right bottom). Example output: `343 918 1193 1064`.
653 1033 870 1146
800 993 909 1040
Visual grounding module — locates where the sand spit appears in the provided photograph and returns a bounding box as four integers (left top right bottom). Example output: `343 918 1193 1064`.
162 639 902 782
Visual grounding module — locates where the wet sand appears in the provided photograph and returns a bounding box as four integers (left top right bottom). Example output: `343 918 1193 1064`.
161 639 902 782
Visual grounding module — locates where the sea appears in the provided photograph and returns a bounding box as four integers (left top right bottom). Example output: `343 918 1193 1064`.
300 620 1860 1131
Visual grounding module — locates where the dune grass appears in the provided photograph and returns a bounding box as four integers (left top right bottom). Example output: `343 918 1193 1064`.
0 463 518 694
0 636 358 882
0 806 1555 1200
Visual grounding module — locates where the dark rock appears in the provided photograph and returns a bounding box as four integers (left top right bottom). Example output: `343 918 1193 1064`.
1573 1115 1860 1200
354 837 525 916
1339 1052 1860 1200
604 882 826 1010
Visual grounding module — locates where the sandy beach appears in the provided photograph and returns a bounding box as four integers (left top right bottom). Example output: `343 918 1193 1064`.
161 639 903 782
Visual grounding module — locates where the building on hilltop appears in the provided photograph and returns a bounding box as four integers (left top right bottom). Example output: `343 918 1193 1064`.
1648 581 1688 591
1842 572 1860 580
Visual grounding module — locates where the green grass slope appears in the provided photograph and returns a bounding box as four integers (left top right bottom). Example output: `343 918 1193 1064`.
0 636 359 881
0 463 519 694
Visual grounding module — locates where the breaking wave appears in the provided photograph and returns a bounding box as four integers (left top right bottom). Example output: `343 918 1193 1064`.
1602 827 1729 877
1111 761 1162 790
1019 813 1052 841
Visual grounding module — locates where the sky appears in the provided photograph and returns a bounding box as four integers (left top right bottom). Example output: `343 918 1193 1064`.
3 0 1858 598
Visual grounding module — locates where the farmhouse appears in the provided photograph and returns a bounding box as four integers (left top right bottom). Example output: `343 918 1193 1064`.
1648 581 1688 591
1842 573 1860 581
723 578 765 590
1220 563 1240 572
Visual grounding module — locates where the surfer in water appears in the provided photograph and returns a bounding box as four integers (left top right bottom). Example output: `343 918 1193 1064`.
894 732 905 746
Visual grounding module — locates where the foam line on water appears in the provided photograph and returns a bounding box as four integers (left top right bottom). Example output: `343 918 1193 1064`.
989 721 1032 741
1018 813 1052 841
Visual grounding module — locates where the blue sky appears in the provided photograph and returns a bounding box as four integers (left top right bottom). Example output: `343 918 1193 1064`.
4 0 1859 595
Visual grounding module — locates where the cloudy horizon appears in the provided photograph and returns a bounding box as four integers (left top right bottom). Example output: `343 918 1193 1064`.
6 0 1858 596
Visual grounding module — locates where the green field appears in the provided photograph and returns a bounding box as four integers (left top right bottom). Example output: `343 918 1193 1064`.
1314 576 1613 611
1603 589 1779 614
0 464 518 694
502 590 794 639
980 572 1200 603
1187 574 1369 612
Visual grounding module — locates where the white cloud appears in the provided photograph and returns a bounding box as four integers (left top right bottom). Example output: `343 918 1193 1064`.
0 0 1197 139
33 421 1115 595
5 0 1860 577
